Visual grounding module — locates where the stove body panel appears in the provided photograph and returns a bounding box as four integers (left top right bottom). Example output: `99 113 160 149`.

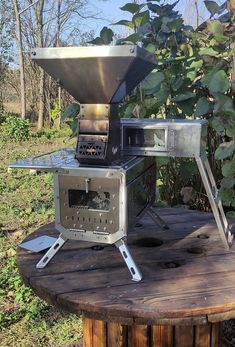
54 157 156 243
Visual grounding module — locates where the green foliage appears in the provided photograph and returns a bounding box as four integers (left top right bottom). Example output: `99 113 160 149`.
92 0 235 211
88 27 114 45
61 102 80 137
0 137 81 345
1 115 30 141
49 101 61 127
204 1 221 16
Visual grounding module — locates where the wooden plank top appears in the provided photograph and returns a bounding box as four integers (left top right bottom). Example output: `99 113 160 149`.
17 208 235 325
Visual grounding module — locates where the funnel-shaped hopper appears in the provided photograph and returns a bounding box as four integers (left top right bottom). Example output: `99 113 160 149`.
31 46 156 104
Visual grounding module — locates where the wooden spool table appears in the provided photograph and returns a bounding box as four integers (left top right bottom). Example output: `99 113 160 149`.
17 208 235 347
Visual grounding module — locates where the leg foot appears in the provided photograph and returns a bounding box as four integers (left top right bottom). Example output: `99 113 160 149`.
36 235 67 269
147 207 169 230
115 239 142 282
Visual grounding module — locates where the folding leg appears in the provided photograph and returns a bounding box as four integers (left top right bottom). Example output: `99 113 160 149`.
36 234 67 268
115 239 142 282
146 206 169 230
196 157 233 250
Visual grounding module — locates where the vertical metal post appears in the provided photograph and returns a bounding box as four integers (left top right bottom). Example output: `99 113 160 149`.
196 157 233 250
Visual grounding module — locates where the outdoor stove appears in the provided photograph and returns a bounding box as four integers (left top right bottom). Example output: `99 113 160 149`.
10 46 233 281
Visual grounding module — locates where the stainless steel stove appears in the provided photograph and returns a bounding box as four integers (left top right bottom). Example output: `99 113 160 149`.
10 45 233 281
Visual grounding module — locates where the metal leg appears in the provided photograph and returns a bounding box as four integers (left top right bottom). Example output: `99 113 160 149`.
36 234 67 269
146 206 169 230
196 157 233 250
115 239 142 282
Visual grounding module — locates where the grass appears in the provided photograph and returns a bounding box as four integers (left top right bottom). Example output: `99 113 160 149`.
0 130 83 347
0 127 234 346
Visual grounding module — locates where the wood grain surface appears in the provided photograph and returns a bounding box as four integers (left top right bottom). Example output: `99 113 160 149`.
17 208 235 325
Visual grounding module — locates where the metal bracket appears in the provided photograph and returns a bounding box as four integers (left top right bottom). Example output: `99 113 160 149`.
36 234 67 268
196 156 233 250
146 206 169 230
115 239 142 282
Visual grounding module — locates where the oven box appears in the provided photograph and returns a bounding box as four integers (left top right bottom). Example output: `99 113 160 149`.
55 156 156 244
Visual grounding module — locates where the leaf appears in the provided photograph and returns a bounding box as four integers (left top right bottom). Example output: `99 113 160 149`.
179 160 197 180
180 43 194 57
177 99 195 116
207 20 224 35
113 20 134 29
194 97 211 117
173 92 195 102
211 117 225 134
61 103 80 122
215 142 235 160
222 161 235 178
221 177 235 188
142 71 165 94
122 32 143 43
124 103 136 118
145 43 156 53
199 47 218 57
204 1 221 16
189 59 203 69
171 76 184 91
120 3 140 14
167 18 184 32
133 104 146 118
219 187 235 206
70 118 78 138
100 27 113 44
207 20 228 42
133 10 150 28
147 3 161 14
87 37 104 45
214 95 234 114
203 70 230 93
154 82 170 103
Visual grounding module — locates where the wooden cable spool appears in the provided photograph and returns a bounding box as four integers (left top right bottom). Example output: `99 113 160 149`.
17 208 235 347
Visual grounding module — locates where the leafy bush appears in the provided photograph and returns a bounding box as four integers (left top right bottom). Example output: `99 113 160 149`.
92 0 235 211
1 115 30 141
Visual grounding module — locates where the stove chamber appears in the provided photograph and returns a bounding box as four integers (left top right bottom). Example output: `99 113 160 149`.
55 156 156 244
75 104 121 165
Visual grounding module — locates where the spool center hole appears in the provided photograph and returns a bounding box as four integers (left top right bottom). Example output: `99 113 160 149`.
197 234 209 239
136 237 163 248
187 247 204 254
161 261 182 269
